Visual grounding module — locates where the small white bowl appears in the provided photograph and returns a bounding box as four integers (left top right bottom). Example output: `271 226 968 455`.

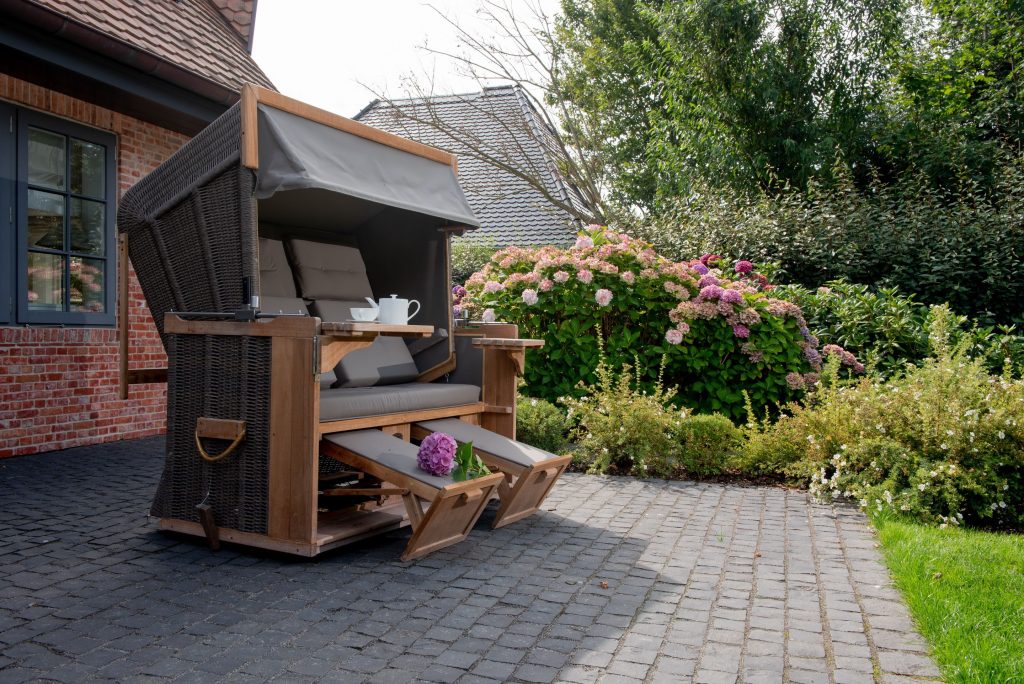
350 307 378 322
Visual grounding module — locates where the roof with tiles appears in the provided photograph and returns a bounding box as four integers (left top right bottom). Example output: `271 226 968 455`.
21 0 272 95
356 86 583 247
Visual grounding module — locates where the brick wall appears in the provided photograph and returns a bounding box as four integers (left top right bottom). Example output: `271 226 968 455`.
0 74 191 457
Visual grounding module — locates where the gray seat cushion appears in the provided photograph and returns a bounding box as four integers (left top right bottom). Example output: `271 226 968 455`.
416 418 555 466
259 238 298 297
322 429 455 491
320 383 480 422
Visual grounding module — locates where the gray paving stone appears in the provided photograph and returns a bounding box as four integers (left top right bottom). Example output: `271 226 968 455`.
877 649 943 677
0 439 939 684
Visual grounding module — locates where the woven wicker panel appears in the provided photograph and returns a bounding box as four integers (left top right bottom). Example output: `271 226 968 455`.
151 334 272 534
117 104 258 349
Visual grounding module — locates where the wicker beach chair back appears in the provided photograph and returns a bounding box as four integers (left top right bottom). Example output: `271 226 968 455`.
118 104 258 350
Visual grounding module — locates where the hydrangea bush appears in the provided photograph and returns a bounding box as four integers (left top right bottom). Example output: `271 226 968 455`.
463 227 860 418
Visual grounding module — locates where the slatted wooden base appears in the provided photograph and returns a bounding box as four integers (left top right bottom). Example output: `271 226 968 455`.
156 499 409 557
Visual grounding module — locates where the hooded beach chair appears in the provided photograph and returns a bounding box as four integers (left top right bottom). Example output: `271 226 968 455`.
117 86 565 559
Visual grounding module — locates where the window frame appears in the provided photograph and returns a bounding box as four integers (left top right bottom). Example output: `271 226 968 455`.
14 108 117 326
0 101 13 324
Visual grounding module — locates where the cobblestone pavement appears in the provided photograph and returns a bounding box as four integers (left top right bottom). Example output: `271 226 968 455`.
0 438 941 683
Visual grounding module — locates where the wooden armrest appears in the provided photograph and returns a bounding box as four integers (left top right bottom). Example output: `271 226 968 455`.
164 313 317 338
474 338 543 377
319 321 434 338
471 338 544 349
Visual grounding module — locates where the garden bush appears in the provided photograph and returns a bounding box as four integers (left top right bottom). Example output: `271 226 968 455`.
773 281 930 376
463 227 861 419
739 308 1024 530
451 239 498 285
774 281 1024 377
561 352 687 477
561 346 741 478
516 397 569 453
675 414 743 477
628 161 1024 323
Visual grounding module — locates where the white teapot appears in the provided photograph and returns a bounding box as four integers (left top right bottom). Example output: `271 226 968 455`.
374 295 421 324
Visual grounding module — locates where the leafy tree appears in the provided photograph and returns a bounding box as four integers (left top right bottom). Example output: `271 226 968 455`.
556 0 907 208
883 0 1024 188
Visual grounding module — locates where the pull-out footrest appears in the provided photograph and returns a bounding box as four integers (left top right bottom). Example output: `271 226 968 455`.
412 418 571 529
321 430 504 561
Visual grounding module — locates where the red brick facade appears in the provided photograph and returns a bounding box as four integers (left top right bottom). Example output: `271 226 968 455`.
0 74 189 457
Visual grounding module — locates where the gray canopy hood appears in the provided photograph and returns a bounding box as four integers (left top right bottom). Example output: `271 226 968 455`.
253 102 480 230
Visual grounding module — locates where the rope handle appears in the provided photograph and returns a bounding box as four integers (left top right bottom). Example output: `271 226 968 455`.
194 417 247 463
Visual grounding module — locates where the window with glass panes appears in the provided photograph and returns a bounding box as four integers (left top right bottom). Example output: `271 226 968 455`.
2 106 116 325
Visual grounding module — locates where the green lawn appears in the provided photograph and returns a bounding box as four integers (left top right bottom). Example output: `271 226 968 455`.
874 517 1024 683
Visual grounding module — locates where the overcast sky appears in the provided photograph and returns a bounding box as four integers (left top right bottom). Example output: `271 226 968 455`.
251 0 561 119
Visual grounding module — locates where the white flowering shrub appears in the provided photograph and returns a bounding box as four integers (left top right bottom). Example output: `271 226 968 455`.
742 307 1024 529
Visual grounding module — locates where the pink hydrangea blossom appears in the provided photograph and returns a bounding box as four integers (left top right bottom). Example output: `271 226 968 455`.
483 281 504 293
539 278 553 292
785 372 804 390
574 235 594 250
482 308 496 323
522 288 539 306
595 288 613 306
577 269 593 284
676 322 690 335
732 324 750 338
697 275 720 288
620 271 635 284
699 285 724 300
417 432 456 476
735 260 754 274
553 270 570 283
720 289 743 304
665 329 683 345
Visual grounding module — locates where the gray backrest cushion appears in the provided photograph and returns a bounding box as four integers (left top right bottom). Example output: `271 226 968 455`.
259 238 298 297
321 369 337 390
333 337 419 388
287 239 373 301
260 296 308 315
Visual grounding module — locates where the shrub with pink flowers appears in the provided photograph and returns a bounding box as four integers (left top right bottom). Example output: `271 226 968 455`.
463 227 861 418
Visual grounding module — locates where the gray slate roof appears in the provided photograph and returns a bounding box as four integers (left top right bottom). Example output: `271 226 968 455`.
355 86 584 247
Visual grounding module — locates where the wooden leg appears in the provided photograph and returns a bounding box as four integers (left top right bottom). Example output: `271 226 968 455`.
480 348 517 439
380 424 411 441
403 493 425 528
400 474 504 561
195 503 221 551
491 455 571 528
